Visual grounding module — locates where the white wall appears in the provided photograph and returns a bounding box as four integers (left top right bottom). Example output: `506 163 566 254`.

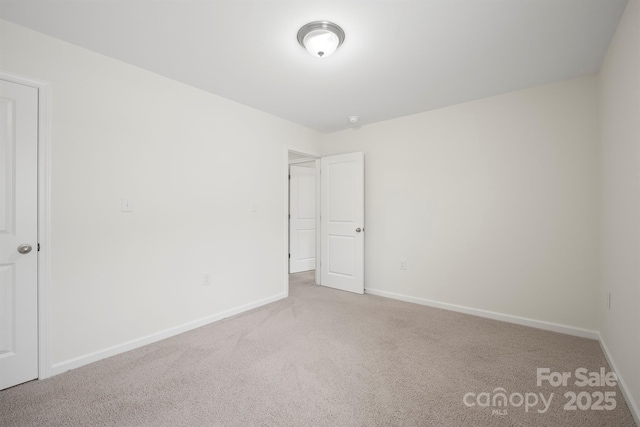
320 76 600 332
599 0 640 417
0 20 320 367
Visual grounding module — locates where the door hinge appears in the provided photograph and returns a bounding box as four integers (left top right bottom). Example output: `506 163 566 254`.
289 174 291 180
38 243 40 252
288 253 291 259
289 214 291 219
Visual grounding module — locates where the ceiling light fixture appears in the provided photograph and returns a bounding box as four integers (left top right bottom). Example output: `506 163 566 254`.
297 21 345 58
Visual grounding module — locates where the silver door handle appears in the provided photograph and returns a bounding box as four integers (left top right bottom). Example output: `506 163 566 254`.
17 244 32 254
356 228 362 233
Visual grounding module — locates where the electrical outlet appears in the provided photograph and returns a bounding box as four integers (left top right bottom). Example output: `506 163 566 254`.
400 260 407 270
203 273 211 286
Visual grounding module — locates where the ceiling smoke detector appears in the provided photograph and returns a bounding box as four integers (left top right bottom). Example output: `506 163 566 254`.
348 116 359 124
297 21 345 58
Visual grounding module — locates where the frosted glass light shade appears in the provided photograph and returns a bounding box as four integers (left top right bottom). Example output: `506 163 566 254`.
297 21 345 58
303 29 340 57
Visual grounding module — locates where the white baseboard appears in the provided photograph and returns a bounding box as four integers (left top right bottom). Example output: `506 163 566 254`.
51 292 287 376
364 287 599 340
598 334 640 425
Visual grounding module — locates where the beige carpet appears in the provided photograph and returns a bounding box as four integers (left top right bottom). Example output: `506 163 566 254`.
0 271 636 426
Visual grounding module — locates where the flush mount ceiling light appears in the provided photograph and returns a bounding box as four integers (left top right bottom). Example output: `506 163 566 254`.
297 21 345 58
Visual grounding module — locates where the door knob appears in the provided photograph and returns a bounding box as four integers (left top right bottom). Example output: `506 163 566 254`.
17 244 32 254
355 228 362 233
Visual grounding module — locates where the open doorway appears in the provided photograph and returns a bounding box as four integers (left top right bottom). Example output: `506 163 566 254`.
287 149 320 293
284 148 365 296
289 160 317 273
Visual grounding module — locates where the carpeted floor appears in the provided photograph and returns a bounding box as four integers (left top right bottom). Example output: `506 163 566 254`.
0 271 636 426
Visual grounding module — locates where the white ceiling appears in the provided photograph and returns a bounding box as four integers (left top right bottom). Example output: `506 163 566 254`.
0 0 628 133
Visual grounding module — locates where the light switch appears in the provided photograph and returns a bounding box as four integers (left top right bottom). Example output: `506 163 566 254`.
121 197 133 213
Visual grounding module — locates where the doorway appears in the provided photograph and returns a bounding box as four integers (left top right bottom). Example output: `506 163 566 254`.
285 147 365 296
287 149 320 290
289 160 317 274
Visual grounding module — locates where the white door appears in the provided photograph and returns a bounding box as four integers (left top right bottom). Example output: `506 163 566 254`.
320 152 364 294
289 164 316 273
0 80 39 390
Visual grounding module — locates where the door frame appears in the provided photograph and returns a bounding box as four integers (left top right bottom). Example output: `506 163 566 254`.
284 146 320 296
1 71 52 380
